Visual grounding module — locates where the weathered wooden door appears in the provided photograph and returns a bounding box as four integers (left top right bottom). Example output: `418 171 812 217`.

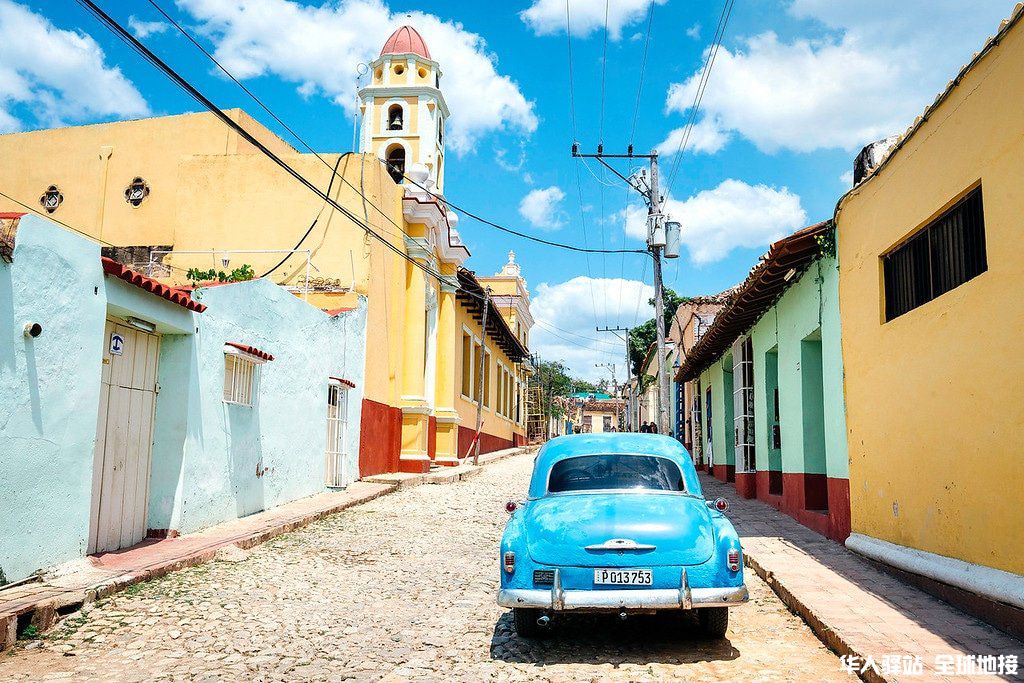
89 320 160 554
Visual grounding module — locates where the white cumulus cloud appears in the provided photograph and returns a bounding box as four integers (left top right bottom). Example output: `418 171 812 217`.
520 0 666 40
663 1 1016 153
621 179 807 264
655 118 730 156
519 186 566 230
128 15 169 39
176 0 537 155
0 0 149 133
531 276 654 382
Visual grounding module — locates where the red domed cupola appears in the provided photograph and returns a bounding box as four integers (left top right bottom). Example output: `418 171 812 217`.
380 25 431 60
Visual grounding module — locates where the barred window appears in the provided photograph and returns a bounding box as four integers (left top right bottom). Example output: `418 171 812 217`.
883 187 987 321
224 354 258 406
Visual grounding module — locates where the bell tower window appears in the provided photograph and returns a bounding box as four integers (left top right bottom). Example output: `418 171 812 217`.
388 104 404 131
386 145 406 184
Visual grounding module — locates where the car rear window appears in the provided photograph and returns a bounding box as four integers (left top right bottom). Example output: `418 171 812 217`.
547 454 686 493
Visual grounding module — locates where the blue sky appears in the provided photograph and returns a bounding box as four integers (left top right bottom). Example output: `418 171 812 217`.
0 0 1017 380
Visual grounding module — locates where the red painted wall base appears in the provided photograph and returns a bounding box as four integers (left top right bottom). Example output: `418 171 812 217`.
712 464 736 482
765 473 850 542
458 426 514 458
733 472 757 499
358 398 401 477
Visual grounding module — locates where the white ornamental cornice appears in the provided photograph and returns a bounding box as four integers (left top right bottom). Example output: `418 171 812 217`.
358 84 449 118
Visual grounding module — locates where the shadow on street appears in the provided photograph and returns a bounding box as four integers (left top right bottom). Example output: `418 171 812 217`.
489 611 741 666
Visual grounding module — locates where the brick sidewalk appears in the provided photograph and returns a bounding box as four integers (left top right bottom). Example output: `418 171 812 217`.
700 473 1023 682
0 446 535 650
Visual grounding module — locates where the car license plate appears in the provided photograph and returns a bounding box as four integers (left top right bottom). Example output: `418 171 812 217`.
593 568 653 585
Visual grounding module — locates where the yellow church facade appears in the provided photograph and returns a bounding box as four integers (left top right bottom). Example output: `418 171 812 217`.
0 25 529 475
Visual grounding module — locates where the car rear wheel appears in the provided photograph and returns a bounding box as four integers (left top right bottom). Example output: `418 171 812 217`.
512 608 541 638
698 607 729 639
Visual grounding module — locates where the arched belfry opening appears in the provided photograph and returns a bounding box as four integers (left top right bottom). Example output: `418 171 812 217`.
386 145 406 184
387 104 403 131
359 25 448 192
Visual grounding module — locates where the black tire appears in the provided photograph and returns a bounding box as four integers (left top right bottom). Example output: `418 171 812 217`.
512 608 541 638
698 607 729 639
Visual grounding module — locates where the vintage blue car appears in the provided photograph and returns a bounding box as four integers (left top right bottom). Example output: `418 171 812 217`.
498 433 748 638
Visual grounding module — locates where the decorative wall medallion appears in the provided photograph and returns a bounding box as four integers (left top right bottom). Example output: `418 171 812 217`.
124 177 150 207
39 185 63 213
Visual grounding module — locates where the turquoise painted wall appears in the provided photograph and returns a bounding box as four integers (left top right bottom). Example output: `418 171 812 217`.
0 217 106 584
0 217 196 582
0 216 367 583
749 256 848 477
148 281 366 534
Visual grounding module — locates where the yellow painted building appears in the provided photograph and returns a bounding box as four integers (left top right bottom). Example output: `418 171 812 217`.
837 5 1024 584
453 257 531 456
0 25 529 475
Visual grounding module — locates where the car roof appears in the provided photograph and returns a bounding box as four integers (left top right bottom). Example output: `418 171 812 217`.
527 433 703 498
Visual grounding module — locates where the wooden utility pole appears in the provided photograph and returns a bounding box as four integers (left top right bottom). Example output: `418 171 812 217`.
577 143 670 434
649 155 671 436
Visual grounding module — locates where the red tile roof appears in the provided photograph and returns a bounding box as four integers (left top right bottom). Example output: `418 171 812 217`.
323 307 355 317
225 342 274 362
676 221 830 382
0 212 26 219
329 376 356 388
381 25 431 59
101 257 207 313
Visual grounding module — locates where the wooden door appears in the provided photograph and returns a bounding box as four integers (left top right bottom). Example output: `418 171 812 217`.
89 320 160 554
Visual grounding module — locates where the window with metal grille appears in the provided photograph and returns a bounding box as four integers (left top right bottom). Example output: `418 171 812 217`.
733 337 755 473
883 186 987 321
325 384 349 488
461 333 473 398
223 354 258 406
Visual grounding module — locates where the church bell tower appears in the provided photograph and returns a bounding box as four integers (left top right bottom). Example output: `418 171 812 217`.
358 25 449 193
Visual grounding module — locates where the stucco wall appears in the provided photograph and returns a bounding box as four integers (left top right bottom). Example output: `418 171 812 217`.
699 358 734 469
749 256 848 478
148 280 367 534
836 18 1024 573
0 217 367 582
0 217 106 583
454 303 526 447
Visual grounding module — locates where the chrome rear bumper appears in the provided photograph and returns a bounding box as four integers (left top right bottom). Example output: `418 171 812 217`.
498 568 748 611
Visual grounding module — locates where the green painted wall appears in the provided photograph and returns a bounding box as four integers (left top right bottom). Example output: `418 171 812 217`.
749 256 848 477
700 356 734 468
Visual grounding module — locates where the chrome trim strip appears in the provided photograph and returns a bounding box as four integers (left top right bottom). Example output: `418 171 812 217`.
584 538 657 551
498 585 748 610
680 568 692 609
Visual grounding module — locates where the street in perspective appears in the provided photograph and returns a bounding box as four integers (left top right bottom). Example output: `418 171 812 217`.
1 0 1022 681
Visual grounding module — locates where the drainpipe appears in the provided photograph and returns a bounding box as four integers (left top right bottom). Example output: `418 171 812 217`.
95 146 113 241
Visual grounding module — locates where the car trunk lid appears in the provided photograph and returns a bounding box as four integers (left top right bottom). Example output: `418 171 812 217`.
524 493 715 567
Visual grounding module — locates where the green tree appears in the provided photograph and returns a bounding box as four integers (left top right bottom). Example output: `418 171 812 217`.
628 287 692 377
533 360 597 418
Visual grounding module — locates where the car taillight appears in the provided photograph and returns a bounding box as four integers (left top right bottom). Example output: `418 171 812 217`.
727 549 740 572
715 497 729 512
505 500 518 514
503 551 515 574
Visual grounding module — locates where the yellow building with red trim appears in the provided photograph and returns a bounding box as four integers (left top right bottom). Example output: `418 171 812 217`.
0 25 530 477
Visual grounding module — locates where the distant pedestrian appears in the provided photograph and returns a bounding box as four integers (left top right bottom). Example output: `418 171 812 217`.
639 423 649 433
648 422 659 434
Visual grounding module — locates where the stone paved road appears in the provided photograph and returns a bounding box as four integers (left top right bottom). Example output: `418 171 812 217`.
0 454 848 682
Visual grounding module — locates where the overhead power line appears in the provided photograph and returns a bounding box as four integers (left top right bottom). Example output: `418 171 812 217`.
664 0 735 192
146 0 633 257
74 0 469 298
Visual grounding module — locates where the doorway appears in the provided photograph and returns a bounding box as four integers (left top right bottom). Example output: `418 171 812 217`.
89 319 160 554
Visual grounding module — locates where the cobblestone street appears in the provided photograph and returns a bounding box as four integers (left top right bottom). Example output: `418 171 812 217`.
0 454 846 682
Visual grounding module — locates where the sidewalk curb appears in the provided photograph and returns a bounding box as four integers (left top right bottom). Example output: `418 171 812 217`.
0 445 537 650
744 554 884 683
